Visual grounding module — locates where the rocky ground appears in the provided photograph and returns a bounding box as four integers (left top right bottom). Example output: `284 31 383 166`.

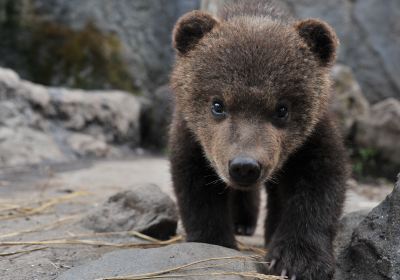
0 156 395 280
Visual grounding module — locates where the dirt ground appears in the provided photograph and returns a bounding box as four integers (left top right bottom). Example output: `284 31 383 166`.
0 156 394 280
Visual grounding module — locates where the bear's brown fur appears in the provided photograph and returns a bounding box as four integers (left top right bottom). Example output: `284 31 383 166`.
169 1 348 279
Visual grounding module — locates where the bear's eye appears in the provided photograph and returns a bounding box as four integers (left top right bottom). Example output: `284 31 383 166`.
275 104 289 120
211 100 226 118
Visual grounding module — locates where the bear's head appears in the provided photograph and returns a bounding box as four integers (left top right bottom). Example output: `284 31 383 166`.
171 10 338 190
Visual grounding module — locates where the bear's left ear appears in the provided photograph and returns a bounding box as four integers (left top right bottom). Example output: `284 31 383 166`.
173 11 219 55
294 19 339 67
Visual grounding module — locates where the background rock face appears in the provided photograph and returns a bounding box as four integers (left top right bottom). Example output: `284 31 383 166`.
354 98 400 178
202 0 400 103
0 0 200 96
336 175 400 280
330 64 370 138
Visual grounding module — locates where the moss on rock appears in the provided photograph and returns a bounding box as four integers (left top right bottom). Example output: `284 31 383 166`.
0 0 136 93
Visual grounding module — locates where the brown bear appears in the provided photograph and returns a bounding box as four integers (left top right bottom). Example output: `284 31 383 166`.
169 1 348 279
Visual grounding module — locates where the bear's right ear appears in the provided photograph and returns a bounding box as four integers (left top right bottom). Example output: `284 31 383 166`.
173 11 219 55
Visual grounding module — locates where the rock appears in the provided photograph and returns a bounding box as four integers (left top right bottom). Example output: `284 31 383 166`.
0 67 142 168
44 87 142 145
334 209 369 256
335 175 400 280
56 243 261 280
354 98 400 179
330 64 370 138
140 85 174 149
81 184 178 240
66 133 110 158
0 126 66 167
0 0 200 96
202 0 400 103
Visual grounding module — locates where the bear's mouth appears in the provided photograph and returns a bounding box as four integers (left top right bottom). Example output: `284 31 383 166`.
219 170 270 191
228 183 261 191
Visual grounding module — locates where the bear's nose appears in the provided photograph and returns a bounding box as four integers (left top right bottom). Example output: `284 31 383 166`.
229 157 261 186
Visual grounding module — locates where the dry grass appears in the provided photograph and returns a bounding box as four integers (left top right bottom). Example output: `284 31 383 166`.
0 234 182 249
94 256 285 280
0 247 47 257
64 230 165 243
0 191 89 221
238 241 268 255
100 272 286 279
0 214 81 239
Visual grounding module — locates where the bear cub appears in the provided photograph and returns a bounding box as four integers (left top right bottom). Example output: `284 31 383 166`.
169 1 348 279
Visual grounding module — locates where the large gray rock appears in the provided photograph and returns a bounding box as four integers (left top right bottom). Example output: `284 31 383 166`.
355 98 400 178
56 243 262 280
335 175 400 280
334 209 369 256
330 64 370 138
202 0 400 103
81 184 178 240
0 67 141 168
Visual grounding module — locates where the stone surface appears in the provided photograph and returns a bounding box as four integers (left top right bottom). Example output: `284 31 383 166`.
0 67 142 168
66 133 110 158
202 0 400 103
56 243 261 280
335 175 400 280
334 209 369 256
330 64 370 138
355 98 400 178
81 184 178 240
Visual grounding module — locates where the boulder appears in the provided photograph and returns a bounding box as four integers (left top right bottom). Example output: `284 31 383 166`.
334 209 369 256
354 98 400 178
43 87 141 145
335 175 400 280
0 67 142 168
66 133 110 158
56 243 262 280
330 64 370 138
81 184 178 240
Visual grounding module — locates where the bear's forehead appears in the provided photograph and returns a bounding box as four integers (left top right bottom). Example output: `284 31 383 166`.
190 18 318 92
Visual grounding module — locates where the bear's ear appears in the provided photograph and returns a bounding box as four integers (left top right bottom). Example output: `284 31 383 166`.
294 19 339 67
173 11 219 55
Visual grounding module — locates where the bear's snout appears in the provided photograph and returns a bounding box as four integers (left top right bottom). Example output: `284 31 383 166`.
228 156 261 186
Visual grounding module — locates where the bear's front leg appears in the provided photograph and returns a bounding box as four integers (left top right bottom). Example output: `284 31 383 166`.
169 117 236 249
265 189 337 280
265 123 347 280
